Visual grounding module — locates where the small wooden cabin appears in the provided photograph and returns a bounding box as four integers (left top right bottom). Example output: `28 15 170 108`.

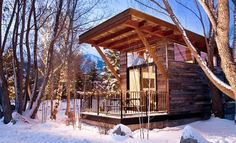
78 8 212 129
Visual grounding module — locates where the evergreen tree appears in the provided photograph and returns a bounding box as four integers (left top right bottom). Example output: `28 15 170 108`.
89 62 98 82
86 61 99 92
3 49 15 100
102 49 120 91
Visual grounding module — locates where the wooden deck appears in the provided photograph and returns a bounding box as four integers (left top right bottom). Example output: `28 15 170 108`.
80 111 207 130
81 111 167 119
79 91 168 118
79 90 209 129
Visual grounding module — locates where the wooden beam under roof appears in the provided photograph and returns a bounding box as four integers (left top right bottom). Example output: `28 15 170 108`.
138 20 147 27
107 30 156 48
132 26 168 78
125 21 199 50
111 36 161 51
152 25 161 32
102 30 137 47
95 27 134 46
80 12 132 43
125 20 171 39
162 30 174 36
107 33 139 48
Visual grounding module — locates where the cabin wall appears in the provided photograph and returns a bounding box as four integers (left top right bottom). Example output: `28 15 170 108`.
155 43 169 111
155 44 168 93
121 42 210 115
167 44 211 115
120 50 127 91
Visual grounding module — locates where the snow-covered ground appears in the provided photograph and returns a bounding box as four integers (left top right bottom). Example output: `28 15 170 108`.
0 102 236 143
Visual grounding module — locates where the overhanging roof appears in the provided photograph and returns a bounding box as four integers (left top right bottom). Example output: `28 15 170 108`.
79 8 206 52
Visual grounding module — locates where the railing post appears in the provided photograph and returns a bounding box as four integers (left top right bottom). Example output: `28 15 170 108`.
156 91 158 111
120 91 123 119
97 93 99 115
146 91 148 116
81 93 84 110
79 93 82 109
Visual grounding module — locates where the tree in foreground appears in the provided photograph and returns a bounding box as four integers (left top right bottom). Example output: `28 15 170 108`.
0 0 109 123
134 0 236 117
140 0 236 116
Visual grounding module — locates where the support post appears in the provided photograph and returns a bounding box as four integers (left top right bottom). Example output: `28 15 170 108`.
97 93 99 115
94 46 121 85
120 92 123 119
146 91 148 116
125 25 168 78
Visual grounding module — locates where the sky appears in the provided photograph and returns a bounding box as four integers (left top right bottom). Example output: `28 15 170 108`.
81 0 235 57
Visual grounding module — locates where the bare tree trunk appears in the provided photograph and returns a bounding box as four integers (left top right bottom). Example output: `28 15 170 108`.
0 0 13 124
50 76 54 114
23 0 36 111
0 58 12 124
197 0 224 117
215 0 236 100
66 62 71 115
65 0 77 116
51 71 64 120
65 31 71 116
160 0 235 100
211 83 224 117
12 0 20 112
208 35 224 118
234 3 236 62
16 0 27 114
0 0 2 50
28 4 38 110
29 0 64 119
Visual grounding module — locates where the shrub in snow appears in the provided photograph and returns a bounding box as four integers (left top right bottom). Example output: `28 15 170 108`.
66 112 76 126
180 125 210 143
235 115 236 123
11 104 15 111
109 124 132 137
12 112 30 124
0 108 3 119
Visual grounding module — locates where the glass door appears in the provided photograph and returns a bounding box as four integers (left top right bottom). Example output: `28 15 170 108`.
129 69 140 91
141 65 156 91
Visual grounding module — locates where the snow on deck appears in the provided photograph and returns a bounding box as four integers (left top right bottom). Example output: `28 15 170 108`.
81 111 167 119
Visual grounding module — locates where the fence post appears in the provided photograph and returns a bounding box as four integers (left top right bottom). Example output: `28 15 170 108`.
156 91 158 111
120 91 123 119
97 93 99 115
146 91 148 116
79 93 82 109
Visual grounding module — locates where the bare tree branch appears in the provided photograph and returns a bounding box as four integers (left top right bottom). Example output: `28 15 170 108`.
159 0 235 99
134 0 169 16
198 0 217 31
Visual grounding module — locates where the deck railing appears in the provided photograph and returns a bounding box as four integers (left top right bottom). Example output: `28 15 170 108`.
78 90 167 118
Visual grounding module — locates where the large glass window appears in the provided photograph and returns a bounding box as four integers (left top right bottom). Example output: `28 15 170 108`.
141 65 156 91
174 44 194 63
128 65 156 91
127 50 153 67
129 69 140 91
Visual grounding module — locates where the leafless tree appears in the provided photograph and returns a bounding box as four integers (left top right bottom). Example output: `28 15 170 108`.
0 0 18 124
0 0 109 122
143 0 236 100
233 0 236 62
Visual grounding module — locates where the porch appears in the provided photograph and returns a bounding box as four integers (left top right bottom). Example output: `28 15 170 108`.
79 91 168 119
